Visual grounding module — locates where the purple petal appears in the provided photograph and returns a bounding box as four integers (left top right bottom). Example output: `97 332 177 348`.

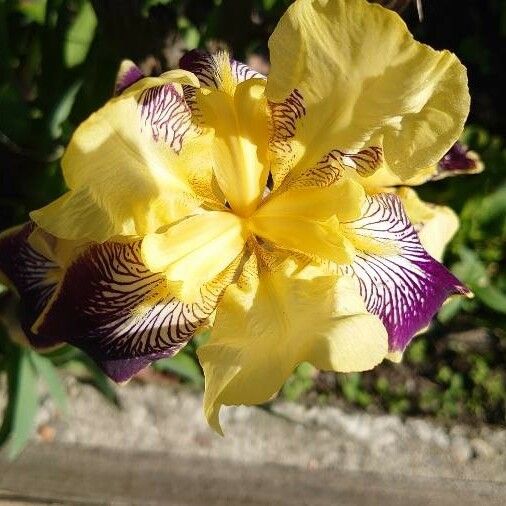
434 141 484 180
33 239 217 382
99 355 168 383
114 60 145 96
179 49 265 89
0 222 62 348
343 194 470 352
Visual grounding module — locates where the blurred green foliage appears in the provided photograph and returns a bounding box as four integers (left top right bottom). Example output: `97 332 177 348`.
1 0 505 457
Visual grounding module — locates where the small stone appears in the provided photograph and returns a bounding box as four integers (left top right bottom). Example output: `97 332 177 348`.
37 424 56 443
470 438 496 459
451 436 473 463
307 457 319 471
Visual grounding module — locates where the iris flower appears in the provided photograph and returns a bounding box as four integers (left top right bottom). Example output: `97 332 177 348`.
0 0 476 432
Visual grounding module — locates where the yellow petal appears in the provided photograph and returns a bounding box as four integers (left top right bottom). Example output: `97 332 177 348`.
357 162 437 192
197 78 269 217
249 179 365 263
32 75 210 242
395 187 459 261
141 211 247 302
266 0 469 183
198 256 388 433
27 226 87 269
259 178 366 222
251 215 354 264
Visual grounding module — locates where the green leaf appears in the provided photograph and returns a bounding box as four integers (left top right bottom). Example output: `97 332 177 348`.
438 297 464 324
262 0 278 10
281 363 315 401
30 351 68 415
473 285 506 314
177 16 200 50
153 352 204 386
48 79 83 139
64 0 97 68
16 0 48 25
193 328 211 347
42 344 81 365
6 349 39 459
72 355 120 406
452 248 506 314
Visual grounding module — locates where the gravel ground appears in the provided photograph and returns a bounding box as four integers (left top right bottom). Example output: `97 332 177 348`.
15 377 504 483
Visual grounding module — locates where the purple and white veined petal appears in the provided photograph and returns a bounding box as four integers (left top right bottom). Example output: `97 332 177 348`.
341 193 470 352
0 222 61 348
179 49 265 89
32 239 237 382
114 59 145 96
289 146 384 189
268 89 306 189
139 82 196 153
432 141 484 181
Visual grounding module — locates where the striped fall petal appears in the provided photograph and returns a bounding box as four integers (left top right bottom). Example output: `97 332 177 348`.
340 194 470 353
0 223 61 349
0 224 238 382
32 239 239 382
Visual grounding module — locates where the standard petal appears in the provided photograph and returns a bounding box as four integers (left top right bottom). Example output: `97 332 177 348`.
341 193 470 352
32 239 237 382
31 72 211 242
198 255 388 433
395 187 459 261
197 78 270 216
266 0 469 182
0 223 61 348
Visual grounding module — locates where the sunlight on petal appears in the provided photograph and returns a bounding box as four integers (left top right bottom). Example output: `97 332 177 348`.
266 0 469 182
198 256 388 433
197 78 269 216
142 212 247 302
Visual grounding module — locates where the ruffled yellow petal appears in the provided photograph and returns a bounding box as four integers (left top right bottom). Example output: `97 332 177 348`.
395 187 459 261
141 211 247 302
32 72 211 242
198 255 388 433
266 0 469 183
357 163 437 192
